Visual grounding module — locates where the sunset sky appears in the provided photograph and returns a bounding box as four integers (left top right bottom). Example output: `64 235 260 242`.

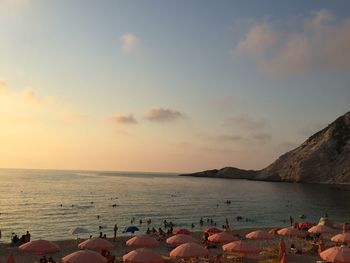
1 0 350 173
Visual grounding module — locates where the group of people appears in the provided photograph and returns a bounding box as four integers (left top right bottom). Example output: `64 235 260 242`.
11 231 31 246
38 255 56 263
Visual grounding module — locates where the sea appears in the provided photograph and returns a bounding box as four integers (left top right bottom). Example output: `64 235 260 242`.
0 169 349 242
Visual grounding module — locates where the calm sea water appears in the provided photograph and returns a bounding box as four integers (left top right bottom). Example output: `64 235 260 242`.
0 169 349 241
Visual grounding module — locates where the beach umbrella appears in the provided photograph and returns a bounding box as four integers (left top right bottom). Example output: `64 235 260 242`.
78 237 114 251
69 227 90 236
166 234 198 247
126 235 159 248
6 253 16 263
123 226 139 234
280 252 287 263
277 227 306 238
332 233 350 244
62 250 107 263
278 239 286 260
320 246 350 263
222 240 261 255
172 227 192 235
170 242 208 259
308 224 334 234
203 227 223 234
245 230 275 240
123 248 164 263
208 232 239 243
19 240 60 255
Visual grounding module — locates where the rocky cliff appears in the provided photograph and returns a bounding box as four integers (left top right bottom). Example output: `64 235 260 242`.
180 111 350 184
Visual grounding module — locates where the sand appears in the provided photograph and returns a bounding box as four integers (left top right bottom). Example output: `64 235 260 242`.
0 228 328 263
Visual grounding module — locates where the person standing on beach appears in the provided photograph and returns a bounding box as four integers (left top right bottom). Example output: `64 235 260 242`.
113 224 118 241
289 216 294 226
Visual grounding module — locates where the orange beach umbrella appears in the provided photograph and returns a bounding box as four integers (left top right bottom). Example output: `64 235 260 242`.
277 227 306 238
62 250 107 263
208 232 239 243
78 237 114 251
166 234 198 247
222 240 261 254
19 240 60 255
332 233 350 244
280 252 287 263
203 227 223 234
308 224 334 234
126 235 159 248
170 242 208 259
320 246 350 263
246 230 275 240
123 248 164 263
278 239 286 260
172 228 192 235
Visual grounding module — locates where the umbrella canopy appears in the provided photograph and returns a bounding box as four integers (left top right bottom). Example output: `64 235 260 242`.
308 224 334 234
277 227 307 238
280 252 287 263
126 235 159 248
78 237 114 251
203 227 223 234
208 232 239 243
19 240 60 255
123 248 164 263
6 253 16 263
69 227 90 236
172 228 192 235
222 241 261 254
279 239 286 260
62 250 107 263
332 233 350 244
166 234 198 247
245 230 275 240
320 246 350 263
170 242 208 259
123 226 139 233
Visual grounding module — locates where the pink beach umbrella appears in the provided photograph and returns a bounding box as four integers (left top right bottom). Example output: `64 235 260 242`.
203 227 223 234
308 224 334 234
222 240 261 255
172 227 192 235
277 227 307 238
332 233 350 244
170 242 208 259
245 230 275 240
123 248 164 263
126 235 159 248
6 253 16 263
208 232 239 243
78 237 114 251
166 234 198 247
62 250 107 263
19 240 60 255
320 246 350 263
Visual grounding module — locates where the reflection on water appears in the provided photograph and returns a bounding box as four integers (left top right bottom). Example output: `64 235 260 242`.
0 169 349 241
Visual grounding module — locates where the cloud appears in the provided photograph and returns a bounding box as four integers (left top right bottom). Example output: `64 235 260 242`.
121 33 140 53
232 9 350 75
227 114 266 130
107 114 138 125
217 134 242 142
144 107 184 122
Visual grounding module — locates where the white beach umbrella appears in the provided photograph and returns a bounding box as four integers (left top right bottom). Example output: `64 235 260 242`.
69 227 90 236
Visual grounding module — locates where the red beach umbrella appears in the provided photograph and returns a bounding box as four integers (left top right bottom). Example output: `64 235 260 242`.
170 242 208 259
166 234 198 247
308 224 334 234
208 232 239 243
277 227 307 238
123 248 164 263
203 227 223 234
78 237 114 251
172 228 192 235
222 240 261 255
279 239 286 260
320 246 350 263
332 233 350 244
19 240 60 255
280 252 287 263
126 235 159 248
245 230 275 240
6 253 16 263
62 250 107 263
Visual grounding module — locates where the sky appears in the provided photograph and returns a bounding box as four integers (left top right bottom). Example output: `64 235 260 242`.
0 0 350 173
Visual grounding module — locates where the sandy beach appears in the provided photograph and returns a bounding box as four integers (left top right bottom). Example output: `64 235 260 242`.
0 227 330 263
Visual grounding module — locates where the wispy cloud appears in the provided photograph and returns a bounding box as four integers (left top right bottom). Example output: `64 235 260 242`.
232 9 350 76
121 33 140 53
107 114 138 125
144 107 184 122
227 114 266 130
